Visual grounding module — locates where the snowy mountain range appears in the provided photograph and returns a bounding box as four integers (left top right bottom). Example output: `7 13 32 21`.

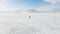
25 9 60 13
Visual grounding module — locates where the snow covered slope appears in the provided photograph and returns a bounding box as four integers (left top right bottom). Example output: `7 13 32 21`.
0 9 60 34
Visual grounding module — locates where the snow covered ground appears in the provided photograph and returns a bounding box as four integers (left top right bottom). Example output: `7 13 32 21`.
0 11 60 34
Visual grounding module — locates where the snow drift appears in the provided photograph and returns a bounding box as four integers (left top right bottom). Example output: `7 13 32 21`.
0 9 60 34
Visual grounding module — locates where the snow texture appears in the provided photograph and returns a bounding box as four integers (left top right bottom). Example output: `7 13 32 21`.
0 10 60 34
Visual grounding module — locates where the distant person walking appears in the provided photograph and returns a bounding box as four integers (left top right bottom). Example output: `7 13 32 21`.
29 16 31 19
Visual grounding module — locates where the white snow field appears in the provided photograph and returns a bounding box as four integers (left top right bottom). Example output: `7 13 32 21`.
0 10 60 34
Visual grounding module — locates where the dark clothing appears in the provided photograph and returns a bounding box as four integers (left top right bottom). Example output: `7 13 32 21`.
29 16 31 19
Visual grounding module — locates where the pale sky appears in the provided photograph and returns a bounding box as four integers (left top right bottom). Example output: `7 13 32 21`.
0 0 60 11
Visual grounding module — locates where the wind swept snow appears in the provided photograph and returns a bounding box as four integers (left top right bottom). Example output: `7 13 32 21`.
0 10 60 34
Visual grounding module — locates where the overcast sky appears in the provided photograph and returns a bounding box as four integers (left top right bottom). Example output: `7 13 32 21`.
0 0 60 11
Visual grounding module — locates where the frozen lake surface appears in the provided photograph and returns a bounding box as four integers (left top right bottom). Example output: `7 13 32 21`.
0 11 60 34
